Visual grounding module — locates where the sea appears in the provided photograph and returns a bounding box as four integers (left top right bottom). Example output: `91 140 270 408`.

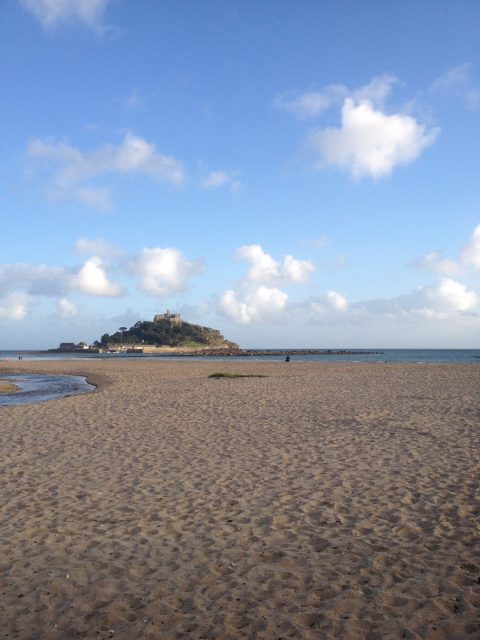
1 348 480 364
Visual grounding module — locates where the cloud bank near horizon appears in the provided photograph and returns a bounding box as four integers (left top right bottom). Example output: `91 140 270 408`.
1 225 479 333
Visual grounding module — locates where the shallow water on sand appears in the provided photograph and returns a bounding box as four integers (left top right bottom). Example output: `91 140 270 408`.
0 373 95 406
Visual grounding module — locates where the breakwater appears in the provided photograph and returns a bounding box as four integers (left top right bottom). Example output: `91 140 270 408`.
166 348 385 357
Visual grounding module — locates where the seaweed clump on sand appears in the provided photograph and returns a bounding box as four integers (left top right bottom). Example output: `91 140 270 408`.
208 372 266 379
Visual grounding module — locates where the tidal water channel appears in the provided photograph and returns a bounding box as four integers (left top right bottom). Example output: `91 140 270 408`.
0 374 95 406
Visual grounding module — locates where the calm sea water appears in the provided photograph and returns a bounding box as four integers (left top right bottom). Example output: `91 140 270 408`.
1 349 479 364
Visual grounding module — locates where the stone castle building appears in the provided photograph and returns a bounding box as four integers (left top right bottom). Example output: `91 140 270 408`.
153 310 182 326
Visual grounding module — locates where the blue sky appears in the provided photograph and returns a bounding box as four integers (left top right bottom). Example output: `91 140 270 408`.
1 0 479 348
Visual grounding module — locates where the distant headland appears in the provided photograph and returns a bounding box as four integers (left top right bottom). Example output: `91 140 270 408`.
49 311 384 357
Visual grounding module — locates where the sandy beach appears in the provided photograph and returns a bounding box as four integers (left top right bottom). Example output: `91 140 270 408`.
0 359 479 640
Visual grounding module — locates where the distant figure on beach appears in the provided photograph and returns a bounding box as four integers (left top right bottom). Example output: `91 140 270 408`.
285 355 290 363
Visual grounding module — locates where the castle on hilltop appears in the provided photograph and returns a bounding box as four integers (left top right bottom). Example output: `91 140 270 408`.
153 310 182 326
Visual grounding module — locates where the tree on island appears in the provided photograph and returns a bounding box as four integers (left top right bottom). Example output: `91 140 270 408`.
94 318 237 349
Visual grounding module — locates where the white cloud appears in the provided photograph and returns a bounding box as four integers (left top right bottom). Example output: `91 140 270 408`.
359 278 478 319
282 254 316 283
429 278 477 312
75 237 121 259
460 223 480 270
274 75 397 120
305 290 349 323
0 293 29 320
411 250 460 276
352 75 399 108
237 245 280 285
28 132 185 210
219 286 288 324
430 63 480 109
57 298 78 318
274 85 348 119
20 0 109 32
219 285 350 327
218 245 314 324
199 170 242 192
325 290 349 311
288 278 477 335
70 257 122 297
310 98 439 179
412 223 480 274
276 74 439 179
130 248 203 297
0 263 68 296
236 244 314 286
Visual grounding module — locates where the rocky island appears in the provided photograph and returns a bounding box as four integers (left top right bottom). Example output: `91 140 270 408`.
50 312 383 358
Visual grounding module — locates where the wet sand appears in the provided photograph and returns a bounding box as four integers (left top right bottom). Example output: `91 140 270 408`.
0 359 479 639
0 381 21 394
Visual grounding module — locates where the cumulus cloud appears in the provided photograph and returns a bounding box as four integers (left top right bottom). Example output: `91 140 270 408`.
57 298 78 318
430 63 480 109
199 170 242 192
236 244 314 286
325 290 349 311
282 254 316 284
276 74 439 179
0 263 68 296
28 132 185 210
70 257 122 296
309 98 439 179
20 0 110 32
0 293 29 320
130 248 203 297
219 286 288 324
218 245 314 324
431 278 478 312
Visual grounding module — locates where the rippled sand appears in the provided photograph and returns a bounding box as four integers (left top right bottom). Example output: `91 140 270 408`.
0 359 479 639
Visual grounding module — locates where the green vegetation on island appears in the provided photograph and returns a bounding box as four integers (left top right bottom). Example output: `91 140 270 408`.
94 313 237 350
